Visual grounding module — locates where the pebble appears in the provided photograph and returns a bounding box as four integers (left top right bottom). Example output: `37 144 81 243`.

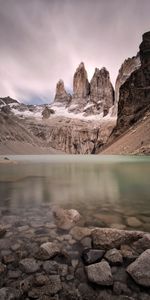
82 249 105 265
19 258 40 274
104 248 123 265
40 242 61 258
126 217 142 228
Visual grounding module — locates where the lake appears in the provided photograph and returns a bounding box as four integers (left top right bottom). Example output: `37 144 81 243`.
0 155 150 231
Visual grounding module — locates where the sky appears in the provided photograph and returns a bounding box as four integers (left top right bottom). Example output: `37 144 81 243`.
0 0 150 104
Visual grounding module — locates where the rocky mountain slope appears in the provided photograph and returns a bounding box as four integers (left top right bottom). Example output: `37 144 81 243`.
0 63 116 154
102 31 150 155
0 31 149 155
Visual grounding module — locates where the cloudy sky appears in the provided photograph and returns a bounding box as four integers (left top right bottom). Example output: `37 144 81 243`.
0 0 150 104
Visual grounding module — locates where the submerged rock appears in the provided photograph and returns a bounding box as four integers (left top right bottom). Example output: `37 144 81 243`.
0 226 6 238
53 207 81 230
19 258 40 274
127 249 150 287
40 242 61 258
85 260 113 285
70 226 92 241
0 287 20 300
82 249 105 265
104 248 123 265
92 228 143 250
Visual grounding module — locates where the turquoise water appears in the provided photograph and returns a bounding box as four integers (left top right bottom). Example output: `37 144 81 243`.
0 155 150 231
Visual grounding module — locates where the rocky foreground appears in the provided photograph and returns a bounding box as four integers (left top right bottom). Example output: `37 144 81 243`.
0 207 150 300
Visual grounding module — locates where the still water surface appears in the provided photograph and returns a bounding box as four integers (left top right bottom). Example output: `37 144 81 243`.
0 155 150 231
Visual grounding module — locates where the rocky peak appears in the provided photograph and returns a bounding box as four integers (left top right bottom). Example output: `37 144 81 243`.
73 62 90 98
54 79 71 105
140 31 150 65
90 67 114 115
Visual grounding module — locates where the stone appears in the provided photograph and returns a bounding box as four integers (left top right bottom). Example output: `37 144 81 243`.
92 228 143 250
0 287 20 300
90 67 114 116
0 262 6 274
40 242 61 258
94 213 122 226
0 226 6 238
8 270 22 279
43 261 68 276
104 248 123 265
120 245 138 263
113 282 132 296
85 260 113 285
127 249 150 286
126 217 142 228
34 274 49 286
82 249 105 265
53 207 81 230
70 226 92 241
132 233 150 253
3 254 15 264
78 283 98 300
112 266 128 283
20 276 34 293
45 275 62 294
19 258 40 274
80 237 92 249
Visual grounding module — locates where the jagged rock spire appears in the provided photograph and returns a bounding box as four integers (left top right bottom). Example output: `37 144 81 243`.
73 62 90 98
90 67 114 115
54 79 71 104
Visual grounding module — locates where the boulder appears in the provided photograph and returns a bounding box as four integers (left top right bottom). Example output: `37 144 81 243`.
127 249 150 287
53 207 81 230
40 242 61 259
82 249 105 265
85 260 113 285
104 248 123 265
92 228 143 250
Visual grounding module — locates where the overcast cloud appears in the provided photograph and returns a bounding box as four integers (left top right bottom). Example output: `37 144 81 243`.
0 0 150 104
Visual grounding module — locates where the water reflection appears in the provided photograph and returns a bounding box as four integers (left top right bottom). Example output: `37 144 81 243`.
0 158 149 213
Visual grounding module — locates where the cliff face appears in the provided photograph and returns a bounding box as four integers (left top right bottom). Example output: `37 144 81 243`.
27 117 115 154
112 55 141 116
89 67 114 116
114 31 150 135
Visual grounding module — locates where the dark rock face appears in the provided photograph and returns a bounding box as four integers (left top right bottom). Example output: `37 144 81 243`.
112 55 141 116
115 31 150 135
54 80 71 106
90 67 114 115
